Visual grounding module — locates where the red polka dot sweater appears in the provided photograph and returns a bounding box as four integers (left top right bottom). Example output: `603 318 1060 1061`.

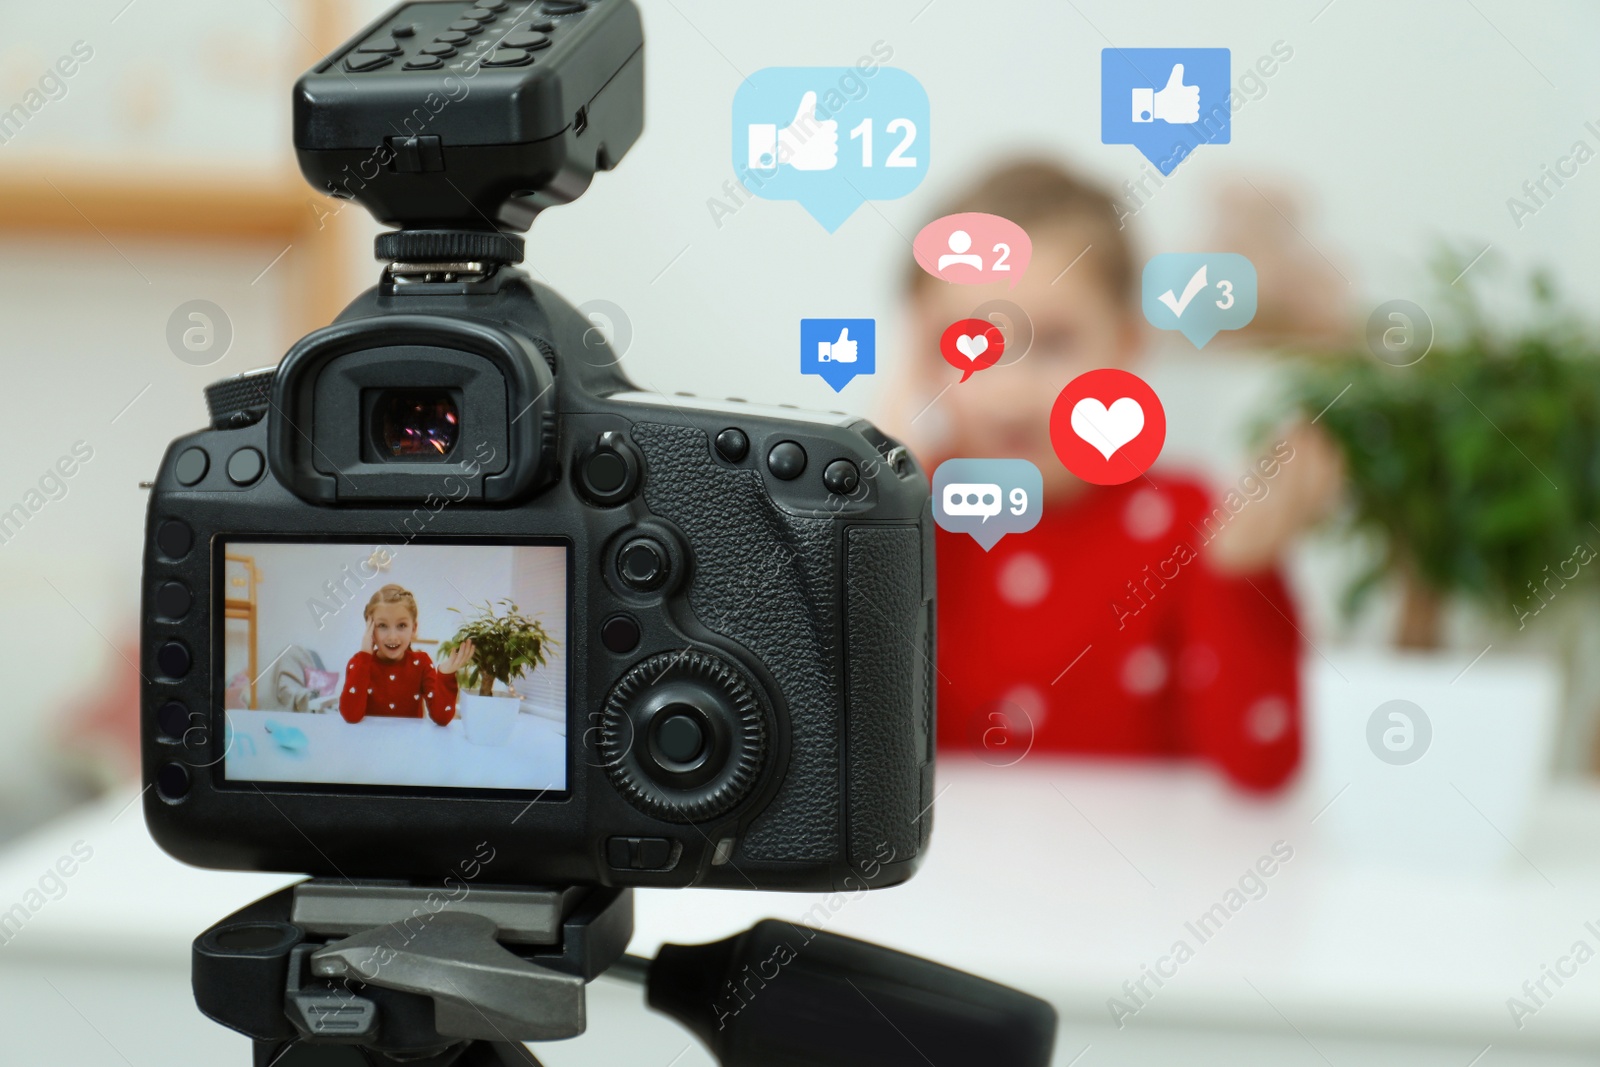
339 649 459 726
935 475 1302 791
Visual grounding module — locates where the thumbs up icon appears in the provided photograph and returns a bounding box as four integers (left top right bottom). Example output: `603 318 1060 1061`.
748 91 840 173
818 326 857 363
1131 63 1201 124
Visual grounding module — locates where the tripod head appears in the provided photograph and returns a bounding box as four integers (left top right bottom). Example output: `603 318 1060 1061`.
195 881 1057 1067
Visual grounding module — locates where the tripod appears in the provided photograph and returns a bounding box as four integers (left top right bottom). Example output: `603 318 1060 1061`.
194 880 1056 1067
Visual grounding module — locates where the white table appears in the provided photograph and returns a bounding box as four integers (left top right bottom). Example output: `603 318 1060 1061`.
5 759 1600 1065
224 708 566 791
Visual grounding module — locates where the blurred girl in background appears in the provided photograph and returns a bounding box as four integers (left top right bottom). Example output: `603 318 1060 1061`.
883 161 1342 791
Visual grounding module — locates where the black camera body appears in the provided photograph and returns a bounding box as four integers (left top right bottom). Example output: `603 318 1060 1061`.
141 0 935 893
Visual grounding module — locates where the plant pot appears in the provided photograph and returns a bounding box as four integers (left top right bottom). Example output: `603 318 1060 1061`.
459 693 521 747
1307 648 1558 873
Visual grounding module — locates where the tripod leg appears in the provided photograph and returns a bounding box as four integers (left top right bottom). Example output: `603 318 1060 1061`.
458 1042 546 1067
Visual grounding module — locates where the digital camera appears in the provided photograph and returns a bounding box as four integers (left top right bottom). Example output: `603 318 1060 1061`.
140 0 936 893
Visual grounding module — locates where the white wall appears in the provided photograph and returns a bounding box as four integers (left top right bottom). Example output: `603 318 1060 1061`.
4 0 1599 808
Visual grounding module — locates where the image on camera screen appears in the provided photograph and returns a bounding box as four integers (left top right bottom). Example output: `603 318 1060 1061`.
218 540 568 793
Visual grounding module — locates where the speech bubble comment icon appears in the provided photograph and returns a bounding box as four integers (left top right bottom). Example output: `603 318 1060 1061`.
1101 48 1230 175
943 483 1003 522
913 213 1032 288
732 67 931 232
1141 253 1257 349
940 318 1005 383
932 459 1043 551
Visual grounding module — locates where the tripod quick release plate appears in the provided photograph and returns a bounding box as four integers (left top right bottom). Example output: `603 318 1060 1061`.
193 880 633 1056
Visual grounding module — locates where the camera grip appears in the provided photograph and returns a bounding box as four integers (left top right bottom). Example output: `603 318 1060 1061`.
633 423 840 862
844 526 934 867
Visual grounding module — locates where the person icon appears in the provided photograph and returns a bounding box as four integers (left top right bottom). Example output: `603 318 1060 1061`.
937 230 986 273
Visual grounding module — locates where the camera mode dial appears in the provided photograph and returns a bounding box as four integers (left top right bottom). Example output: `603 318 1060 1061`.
598 650 768 823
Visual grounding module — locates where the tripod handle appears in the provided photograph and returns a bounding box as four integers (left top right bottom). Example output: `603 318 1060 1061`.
642 920 1057 1067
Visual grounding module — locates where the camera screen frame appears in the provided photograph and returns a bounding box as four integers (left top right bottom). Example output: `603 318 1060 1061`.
210 534 574 802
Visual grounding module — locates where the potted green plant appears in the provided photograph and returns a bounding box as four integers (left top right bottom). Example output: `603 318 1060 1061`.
1289 253 1600 647
438 599 558 746
1285 251 1598 864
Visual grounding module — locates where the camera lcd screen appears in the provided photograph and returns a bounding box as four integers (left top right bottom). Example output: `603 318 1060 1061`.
218 539 569 794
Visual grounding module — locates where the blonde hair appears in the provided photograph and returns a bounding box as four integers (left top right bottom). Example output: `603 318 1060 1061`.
908 158 1136 308
363 583 418 624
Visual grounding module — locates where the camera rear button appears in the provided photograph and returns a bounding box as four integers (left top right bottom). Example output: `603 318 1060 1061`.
421 43 457 55
156 762 191 801
766 441 807 480
656 713 705 765
405 56 445 69
435 30 470 44
714 428 748 463
463 7 499 21
155 580 192 620
174 447 208 486
227 447 264 486
447 19 484 33
516 19 556 31
823 459 859 495
156 519 193 560
601 614 640 654
158 641 192 679
156 700 189 741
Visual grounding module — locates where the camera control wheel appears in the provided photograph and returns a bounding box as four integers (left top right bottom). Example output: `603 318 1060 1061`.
598 651 767 823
